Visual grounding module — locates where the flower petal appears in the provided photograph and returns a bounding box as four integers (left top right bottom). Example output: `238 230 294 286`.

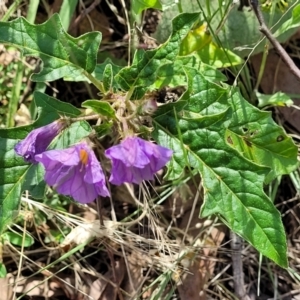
14 120 67 163
105 137 172 185
36 143 110 203
105 137 150 167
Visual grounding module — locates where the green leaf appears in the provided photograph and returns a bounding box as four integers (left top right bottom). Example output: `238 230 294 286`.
225 91 297 183
22 164 46 199
274 4 300 42
81 100 116 118
256 91 294 108
179 23 243 68
2 231 34 247
64 59 123 90
154 67 290 267
33 91 82 122
0 14 101 81
94 59 124 82
115 13 199 92
94 122 113 137
51 121 92 149
195 43 243 68
132 0 162 15
152 55 227 89
0 263 7 278
0 93 91 234
103 64 113 92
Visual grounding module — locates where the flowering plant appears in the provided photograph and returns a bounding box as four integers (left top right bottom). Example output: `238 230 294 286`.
0 12 298 269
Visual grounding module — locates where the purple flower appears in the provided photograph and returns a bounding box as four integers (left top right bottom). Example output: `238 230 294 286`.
105 137 173 185
35 143 110 203
15 120 67 163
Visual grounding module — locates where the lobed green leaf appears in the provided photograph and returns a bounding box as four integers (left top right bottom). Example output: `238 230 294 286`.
115 13 199 93
0 14 101 81
153 67 296 267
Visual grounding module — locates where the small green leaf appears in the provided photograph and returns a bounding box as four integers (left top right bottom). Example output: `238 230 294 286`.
275 4 300 42
46 229 66 243
256 91 293 108
179 23 243 68
0 14 101 81
0 263 7 278
132 0 162 15
2 231 34 247
94 59 124 82
94 123 113 137
197 43 244 68
103 64 113 92
82 100 115 118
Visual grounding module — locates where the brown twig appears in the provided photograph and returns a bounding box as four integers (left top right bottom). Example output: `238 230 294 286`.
249 0 300 82
70 0 101 31
231 232 251 300
106 248 125 300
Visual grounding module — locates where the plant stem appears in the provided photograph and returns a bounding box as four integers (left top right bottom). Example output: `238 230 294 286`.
250 0 300 82
6 59 23 127
83 70 105 94
177 0 183 14
69 114 100 122
231 232 251 300
1 0 22 22
8 0 43 127
254 1 276 91
27 0 39 24
59 0 78 31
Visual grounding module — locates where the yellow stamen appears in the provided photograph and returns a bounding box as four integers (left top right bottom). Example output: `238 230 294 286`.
79 149 89 165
